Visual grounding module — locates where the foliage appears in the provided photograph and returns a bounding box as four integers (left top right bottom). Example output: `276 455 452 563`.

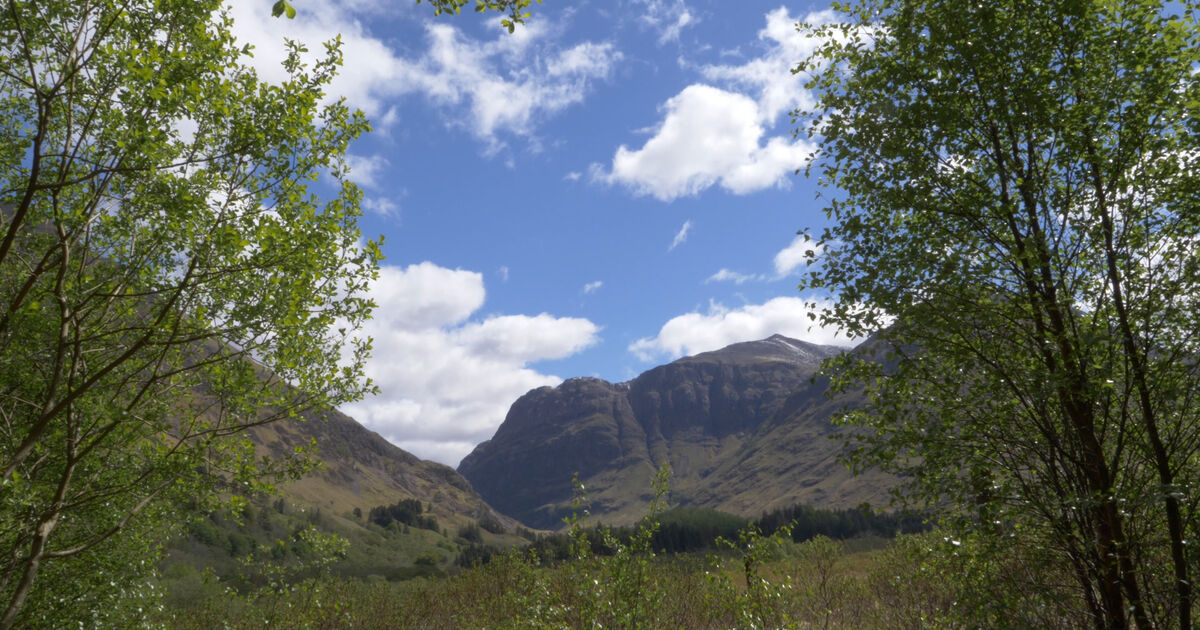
274 0 543 33
456 522 483 543
0 0 378 626
798 0 1200 626
368 497 440 531
706 524 803 630
516 502 921 560
649 507 748 553
151 470 1087 628
163 494 468 597
476 511 505 534
754 503 927 544
164 523 1078 629
417 0 544 33
454 542 502 567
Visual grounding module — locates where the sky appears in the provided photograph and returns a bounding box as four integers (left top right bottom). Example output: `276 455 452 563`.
229 0 855 467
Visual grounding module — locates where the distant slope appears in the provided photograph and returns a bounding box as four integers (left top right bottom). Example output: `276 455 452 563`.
457 335 895 529
246 405 517 532
164 405 523 590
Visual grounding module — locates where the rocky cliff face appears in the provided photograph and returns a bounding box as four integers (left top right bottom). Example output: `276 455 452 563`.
458 335 895 529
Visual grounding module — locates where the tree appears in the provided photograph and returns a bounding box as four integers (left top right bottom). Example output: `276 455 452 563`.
417 0 544 32
274 0 543 32
0 1 379 627
798 1 1200 627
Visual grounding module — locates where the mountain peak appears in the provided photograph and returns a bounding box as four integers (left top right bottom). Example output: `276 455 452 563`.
678 334 843 367
457 333 882 529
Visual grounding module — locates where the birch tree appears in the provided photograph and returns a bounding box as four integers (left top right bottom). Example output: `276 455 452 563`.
801 1 1200 626
0 1 378 626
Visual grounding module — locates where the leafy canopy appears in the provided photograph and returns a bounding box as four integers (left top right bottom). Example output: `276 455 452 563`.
273 0 543 32
0 0 378 626
799 0 1200 626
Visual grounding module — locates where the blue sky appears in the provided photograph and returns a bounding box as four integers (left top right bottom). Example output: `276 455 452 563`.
231 0 852 466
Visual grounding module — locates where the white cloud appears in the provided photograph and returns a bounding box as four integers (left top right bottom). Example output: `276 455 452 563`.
342 262 600 466
600 8 831 201
227 1 405 117
405 26 621 149
454 314 599 362
628 296 850 362
345 153 389 190
372 263 484 329
773 235 821 277
668 219 692 251
564 171 582 182
498 265 510 282
228 1 620 147
361 197 399 217
583 280 604 294
634 0 697 44
704 235 822 285
605 85 813 201
699 8 834 121
706 268 762 285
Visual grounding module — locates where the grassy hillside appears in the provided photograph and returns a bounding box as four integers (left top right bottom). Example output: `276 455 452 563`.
161 493 531 606
159 405 530 604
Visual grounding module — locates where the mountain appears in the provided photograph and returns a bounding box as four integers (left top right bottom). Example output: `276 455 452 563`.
163 402 522 591
457 335 895 529
247 406 508 528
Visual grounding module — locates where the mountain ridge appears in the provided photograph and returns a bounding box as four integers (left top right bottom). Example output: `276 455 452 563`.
458 335 893 529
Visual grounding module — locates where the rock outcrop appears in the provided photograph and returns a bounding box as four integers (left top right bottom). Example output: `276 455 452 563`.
458 335 894 529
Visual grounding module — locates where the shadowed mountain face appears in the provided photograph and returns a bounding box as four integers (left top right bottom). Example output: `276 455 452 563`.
458 335 896 529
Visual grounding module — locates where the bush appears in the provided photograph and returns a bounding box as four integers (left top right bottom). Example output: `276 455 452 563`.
457 523 483 544
368 498 424 528
478 513 506 534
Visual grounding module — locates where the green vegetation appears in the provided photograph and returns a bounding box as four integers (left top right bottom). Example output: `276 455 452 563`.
799 0 1200 626
160 495 531 598
0 0 377 626
416 0 543 32
153 466 937 628
754 503 926 546
368 498 441 532
0 1 538 626
514 503 924 561
6 0 1198 626
151 509 1057 629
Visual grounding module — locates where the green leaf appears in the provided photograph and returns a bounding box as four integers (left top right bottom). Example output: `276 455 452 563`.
271 0 295 19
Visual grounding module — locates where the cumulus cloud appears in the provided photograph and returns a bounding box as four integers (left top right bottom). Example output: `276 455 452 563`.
705 235 820 285
228 1 620 147
341 262 600 466
699 8 835 121
227 1 400 116
669 219 693 251
600 8 831 201
605 85 813 200
583 280 604 294
628 296 850 362
773 235 821 277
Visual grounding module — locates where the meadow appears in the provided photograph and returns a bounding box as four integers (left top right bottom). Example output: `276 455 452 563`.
156 522 1078 629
